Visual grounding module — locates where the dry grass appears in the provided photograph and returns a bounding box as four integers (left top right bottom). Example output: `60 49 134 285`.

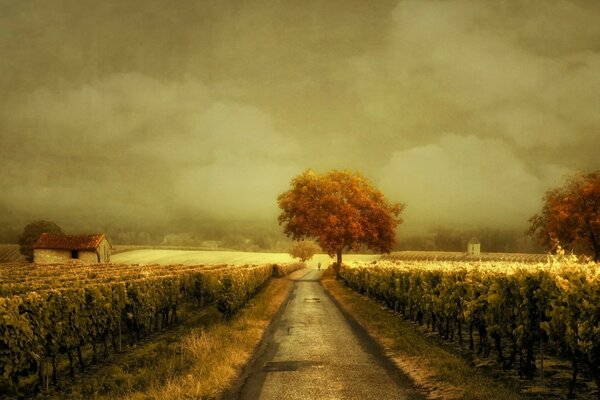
118 276 292 400
321 268 529 400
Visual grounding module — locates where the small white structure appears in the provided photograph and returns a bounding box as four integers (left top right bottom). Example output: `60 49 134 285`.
33 233 111 264
467 237 481 256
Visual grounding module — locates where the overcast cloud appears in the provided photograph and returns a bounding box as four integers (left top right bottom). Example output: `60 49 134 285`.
0 0 598 238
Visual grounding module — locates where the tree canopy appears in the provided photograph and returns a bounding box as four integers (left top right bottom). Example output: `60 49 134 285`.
18 220 63 262
278 169 404 272
289 240 320 262
528 171 600 261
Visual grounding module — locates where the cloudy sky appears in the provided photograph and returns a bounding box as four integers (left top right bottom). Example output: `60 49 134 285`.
1 0 599 238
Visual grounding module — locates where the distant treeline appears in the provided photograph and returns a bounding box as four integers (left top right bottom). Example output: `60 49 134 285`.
0 219 293 252
396 227 545 254
102 222 292 252
0 218 543 255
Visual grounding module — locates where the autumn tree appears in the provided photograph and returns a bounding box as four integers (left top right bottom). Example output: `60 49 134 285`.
278 169 405 275
289 240 320 262
18 220 63 262
528 171 600 261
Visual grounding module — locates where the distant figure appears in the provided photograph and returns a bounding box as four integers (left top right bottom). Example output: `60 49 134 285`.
318 262 321 270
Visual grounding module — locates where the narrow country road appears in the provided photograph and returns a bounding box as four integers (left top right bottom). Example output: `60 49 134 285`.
229 268 424 400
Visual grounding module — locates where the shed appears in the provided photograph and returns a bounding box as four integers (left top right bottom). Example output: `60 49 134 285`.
467 237 481 256
33 233 111 264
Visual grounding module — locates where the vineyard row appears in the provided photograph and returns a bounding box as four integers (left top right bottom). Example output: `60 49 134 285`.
0 262 303 394
339 258 600 398
0 263 243 296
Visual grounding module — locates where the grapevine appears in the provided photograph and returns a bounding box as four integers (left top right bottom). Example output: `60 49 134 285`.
339 257 600 398
0 262 303 395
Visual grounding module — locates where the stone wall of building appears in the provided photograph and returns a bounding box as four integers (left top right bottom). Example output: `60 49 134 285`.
78 250 98 263
34 249 102 264
97 239 111 263
34 249 71 264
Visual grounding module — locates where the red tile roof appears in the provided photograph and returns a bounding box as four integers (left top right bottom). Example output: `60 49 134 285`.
34 233 107 250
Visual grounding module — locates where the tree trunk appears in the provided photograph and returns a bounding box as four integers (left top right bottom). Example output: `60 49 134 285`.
77 345 85 371
91 341 97 364
335 249 342 278
103 334 109 358
568 358 578 398
51 355 57 386
37 358 44 390
591 232 600 262
469 323 474 351
493 332 504 362
67 351 75 378
111 333 118 353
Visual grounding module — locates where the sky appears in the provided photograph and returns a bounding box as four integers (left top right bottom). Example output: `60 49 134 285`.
0 0 599 240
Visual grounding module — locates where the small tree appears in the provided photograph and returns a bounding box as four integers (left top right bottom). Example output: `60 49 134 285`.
278 169 405 275
18 220 63 262
528 171 600 261
289 240 320 262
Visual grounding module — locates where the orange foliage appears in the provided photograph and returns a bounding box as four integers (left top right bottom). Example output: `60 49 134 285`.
278 169 405 268
528 171 600 261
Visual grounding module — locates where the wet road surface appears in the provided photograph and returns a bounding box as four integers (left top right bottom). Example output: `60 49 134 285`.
229 269 423 400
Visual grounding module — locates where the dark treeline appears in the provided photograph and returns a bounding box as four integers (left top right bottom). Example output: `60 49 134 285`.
0 218 544 255
396 227 545 254
0 218 293 253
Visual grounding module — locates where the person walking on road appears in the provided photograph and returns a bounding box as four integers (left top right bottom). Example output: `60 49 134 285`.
318 262 321 270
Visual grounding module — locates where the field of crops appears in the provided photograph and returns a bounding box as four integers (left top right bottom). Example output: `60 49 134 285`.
0 245 25 263
111 249 380 265
0 261 303 396
339 255 600 398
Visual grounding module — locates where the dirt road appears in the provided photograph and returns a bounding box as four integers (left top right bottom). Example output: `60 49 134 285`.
228 269 423 400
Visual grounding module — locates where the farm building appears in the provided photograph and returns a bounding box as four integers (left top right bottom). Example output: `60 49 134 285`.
467 237 481 256
33 233 111 264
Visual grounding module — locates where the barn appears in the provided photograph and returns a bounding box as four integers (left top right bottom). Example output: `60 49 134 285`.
33 233 111 264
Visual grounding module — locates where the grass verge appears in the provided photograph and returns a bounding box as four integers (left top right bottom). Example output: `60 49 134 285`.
137 276 293 400
321 268 528 400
